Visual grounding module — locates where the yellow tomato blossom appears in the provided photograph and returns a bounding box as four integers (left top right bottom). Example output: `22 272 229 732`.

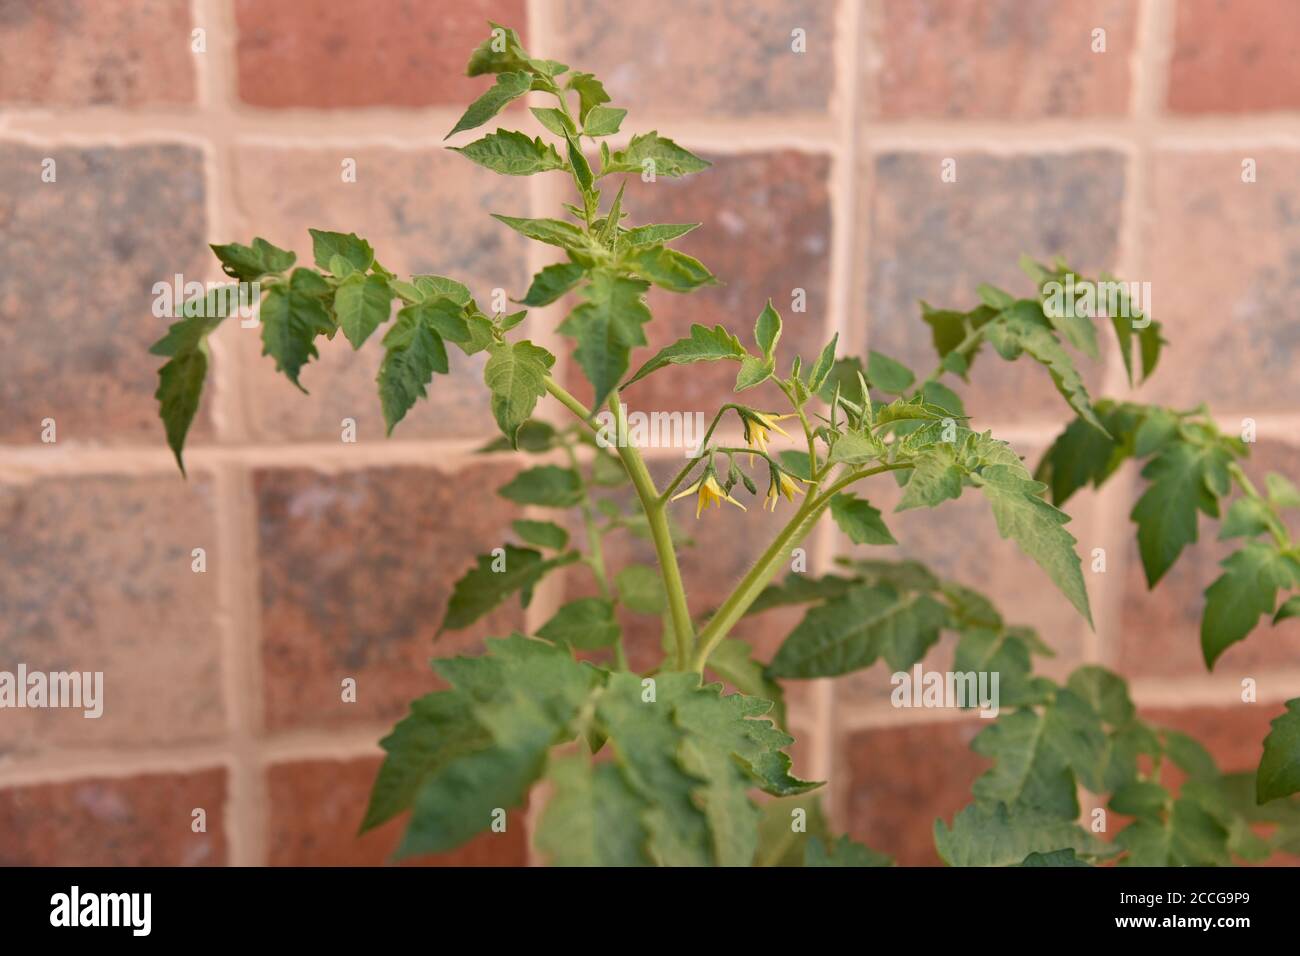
671 473 747 518
764 470 808 511
743 411 794 461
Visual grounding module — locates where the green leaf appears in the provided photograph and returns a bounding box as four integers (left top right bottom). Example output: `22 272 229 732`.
361 690 492 832
605 132 710 178
866 350 915 394
491 213 588 251
447 71 533 138
529 106 577 137
971 689 1106 817
896 446 963 512
754 300 782 360
1131 440 1230 587
453 129 565 175
583 105 626 136
565 71 610 121
440 545 579 632
519 262 585 307
805 835 893 867
511 519 568 551
1115 798 1230 866
617 563 666 614
623 244 715 292
1258 699 1300 803
466 23 534 76
624 323 746 387
308 229 373 273
1033 409 1125 506
537 598 620 650
498 465 583 507
826 431 885 466
558 272 652 408
1202 543 1300 668
747 573 859 615
673 684 818 799
769 584 947 677
534 754 651 865
259 268 335 390
376 303 454 434
953 626 1054 710
333 272 394 348
484 340 555 446
934 802 1114 867
622 222 701 246
595 672 712 866
1018 849 1091 867
155 345 209 476
734 355 774 392
987 303 1105 432
755 795 830 866
211 237 295 281
150 292 235 474
564 129 594 191
394 636 601 857
973 464 1092 625
806 334 839 394
1219 496 1274 539
1066 665 1136 727
1267 473 1300 509
412 274 473 307
830 493 897 546
705 638 786 728
1276 596 1300 624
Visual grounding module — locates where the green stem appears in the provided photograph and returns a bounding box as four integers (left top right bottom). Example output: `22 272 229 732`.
545 377 696 668
606 395 696 669
689 461 913 673
563 442 611 599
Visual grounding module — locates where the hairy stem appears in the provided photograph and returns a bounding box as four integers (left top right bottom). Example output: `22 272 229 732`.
542 376 695 668
690 461 913 673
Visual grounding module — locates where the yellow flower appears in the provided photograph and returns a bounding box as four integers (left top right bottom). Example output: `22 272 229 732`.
743 411 793 462
764 470 807 511
672 473 747 518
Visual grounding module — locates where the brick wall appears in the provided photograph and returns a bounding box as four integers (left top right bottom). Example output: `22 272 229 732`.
0 0 1297 866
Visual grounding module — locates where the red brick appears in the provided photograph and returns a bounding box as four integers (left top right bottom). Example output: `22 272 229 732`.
1134 149 1300 415
0 474 225 753
223 144 529 443
866 0 1136 119
234 0 527 108
554 0 833 116
864 150 1124 428
1168 0 1300 114
0 144 211 446
0 770 227 865
840 718 988 865
255 464 526 732
0 0 196 107
266 757 527 865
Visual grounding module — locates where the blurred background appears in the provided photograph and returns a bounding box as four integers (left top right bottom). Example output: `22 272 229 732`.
1 0 1298 865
